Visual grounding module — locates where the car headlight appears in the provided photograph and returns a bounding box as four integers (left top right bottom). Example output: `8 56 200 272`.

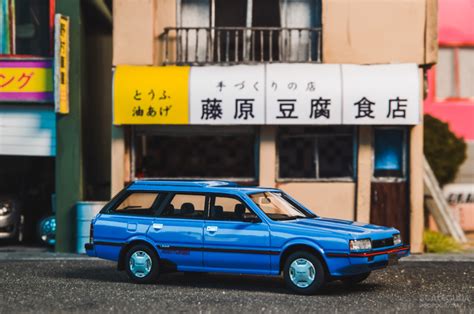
349 238 372 251
0 203 12 216
393 234 402 246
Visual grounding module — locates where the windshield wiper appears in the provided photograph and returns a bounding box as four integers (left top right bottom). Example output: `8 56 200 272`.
276 216 304 221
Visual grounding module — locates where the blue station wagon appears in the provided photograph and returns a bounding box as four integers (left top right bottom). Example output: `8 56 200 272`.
85 180 410 294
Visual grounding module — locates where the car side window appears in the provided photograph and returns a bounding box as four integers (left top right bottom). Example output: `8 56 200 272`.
159 193 206 219
113 192 160 216
209 196 260 222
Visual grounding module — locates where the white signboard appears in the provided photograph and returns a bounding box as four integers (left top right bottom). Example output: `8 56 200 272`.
190 65 265 124
342 64 420 125
266 64 342 124
189 63 420 125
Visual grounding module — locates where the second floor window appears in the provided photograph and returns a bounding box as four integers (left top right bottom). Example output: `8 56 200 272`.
436 47 474 100
0 0 51 56
176 0 322 63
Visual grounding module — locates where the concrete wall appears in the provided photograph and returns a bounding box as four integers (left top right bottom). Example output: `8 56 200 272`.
277 182 356 220
322 0 437 65
258 126 356 220
83 34 113 200
113 0 155 65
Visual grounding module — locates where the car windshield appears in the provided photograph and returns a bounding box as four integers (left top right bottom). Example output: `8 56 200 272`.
249 192 316 221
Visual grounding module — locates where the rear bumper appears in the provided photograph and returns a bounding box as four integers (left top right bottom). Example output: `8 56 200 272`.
325 245 410 277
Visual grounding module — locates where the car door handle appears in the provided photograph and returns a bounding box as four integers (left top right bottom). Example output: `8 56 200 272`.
206 226 218 233
152 223 164 230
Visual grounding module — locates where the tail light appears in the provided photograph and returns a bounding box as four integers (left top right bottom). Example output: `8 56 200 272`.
89 222 94 243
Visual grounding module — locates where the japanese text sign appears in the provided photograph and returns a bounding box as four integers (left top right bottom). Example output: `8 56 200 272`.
113 66 190 125
54 14 70 114
342 64 420 125
190 65 265 124
0 60 53 102
113 63 420 126
265 64 342 124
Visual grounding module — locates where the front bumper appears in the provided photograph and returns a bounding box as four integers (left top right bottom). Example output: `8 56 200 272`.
84 243 95 257
0 214 18 239
325 245 410 277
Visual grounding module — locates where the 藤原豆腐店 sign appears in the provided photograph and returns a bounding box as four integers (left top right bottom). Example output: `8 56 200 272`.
112 63 420 125
341 64 420 125
190 65 265 124
265 64 342 124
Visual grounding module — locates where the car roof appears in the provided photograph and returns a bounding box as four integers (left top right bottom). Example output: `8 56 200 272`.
128 180 279 194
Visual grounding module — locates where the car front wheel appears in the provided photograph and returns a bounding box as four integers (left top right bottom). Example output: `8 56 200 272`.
283 251 326 295
125 244 160 284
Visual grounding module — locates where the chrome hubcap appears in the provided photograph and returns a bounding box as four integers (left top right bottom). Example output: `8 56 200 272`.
289 258 316 288
129 251 152 278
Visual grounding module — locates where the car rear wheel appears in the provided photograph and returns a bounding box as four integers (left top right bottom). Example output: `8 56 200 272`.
342 272 371 286
283 251 326 295
125 244 160 284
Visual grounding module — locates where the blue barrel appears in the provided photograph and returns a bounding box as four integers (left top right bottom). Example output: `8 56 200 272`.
76 201 106 254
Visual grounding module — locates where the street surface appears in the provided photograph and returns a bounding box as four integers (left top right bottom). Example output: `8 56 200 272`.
0 259 472 313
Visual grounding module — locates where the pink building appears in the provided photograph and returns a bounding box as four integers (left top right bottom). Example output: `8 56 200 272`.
425 0 474 231
425 0 474 184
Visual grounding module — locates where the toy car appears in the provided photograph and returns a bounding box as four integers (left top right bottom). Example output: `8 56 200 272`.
85 180 409 294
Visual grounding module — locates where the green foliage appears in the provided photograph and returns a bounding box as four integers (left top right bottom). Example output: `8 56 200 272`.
424 114 467 186
424 230 463 253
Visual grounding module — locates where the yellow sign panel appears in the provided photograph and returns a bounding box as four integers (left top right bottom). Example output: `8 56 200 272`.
54 14 70 114
114 66 190 125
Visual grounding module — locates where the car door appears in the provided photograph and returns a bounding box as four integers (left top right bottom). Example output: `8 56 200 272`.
147 192 206 270
94 191 162 261
203 194 271 274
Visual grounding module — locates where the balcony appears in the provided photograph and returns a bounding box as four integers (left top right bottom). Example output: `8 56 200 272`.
161 27 322 65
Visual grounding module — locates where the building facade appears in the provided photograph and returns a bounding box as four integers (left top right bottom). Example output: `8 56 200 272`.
0 0 56 242
110 0 438 253
424 0 474 231
0 0 112 249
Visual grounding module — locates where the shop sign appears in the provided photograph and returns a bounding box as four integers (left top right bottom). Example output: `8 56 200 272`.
54 14 70 114
265 64 342 124
0 59 53 102
190 65 265 124
113 63 420 125
113 66 190 125
342 64 420 125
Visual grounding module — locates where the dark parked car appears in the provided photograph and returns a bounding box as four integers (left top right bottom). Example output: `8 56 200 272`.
0 197 23 242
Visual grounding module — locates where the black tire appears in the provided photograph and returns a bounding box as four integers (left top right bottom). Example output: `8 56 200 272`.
124 244 160 284
342 272 371 286
283 251 326 295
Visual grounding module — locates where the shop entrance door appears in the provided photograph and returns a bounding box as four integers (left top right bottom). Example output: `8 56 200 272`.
370 128 410 243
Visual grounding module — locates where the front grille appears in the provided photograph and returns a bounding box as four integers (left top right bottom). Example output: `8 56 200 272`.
372 237 394 249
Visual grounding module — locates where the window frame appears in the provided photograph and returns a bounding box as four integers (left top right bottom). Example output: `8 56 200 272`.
156 192 210 220
276 126 358 182
372 127 408 182
129 125 259 183
207 193 262 223
435 46 474 101
0 0 55 56
105 190 166 216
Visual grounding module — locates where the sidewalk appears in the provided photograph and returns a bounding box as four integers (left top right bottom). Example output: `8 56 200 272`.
0 246 96 261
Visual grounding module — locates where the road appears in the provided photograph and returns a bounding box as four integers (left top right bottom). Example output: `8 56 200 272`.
0 259 472 313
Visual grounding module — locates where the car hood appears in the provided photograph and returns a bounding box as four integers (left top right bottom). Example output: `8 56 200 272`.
278 216 397 239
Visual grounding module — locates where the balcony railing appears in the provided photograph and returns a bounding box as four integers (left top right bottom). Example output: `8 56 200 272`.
161 27 322 65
